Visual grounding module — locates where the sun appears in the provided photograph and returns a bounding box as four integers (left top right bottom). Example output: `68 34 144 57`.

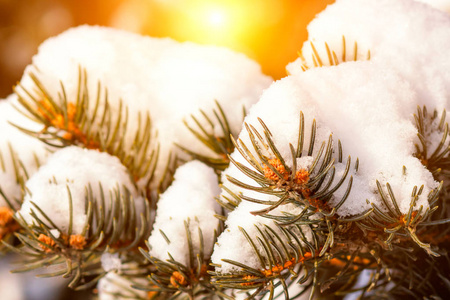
208 9 226 27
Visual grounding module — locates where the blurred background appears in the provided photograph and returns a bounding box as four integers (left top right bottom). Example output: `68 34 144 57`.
0 0 335 98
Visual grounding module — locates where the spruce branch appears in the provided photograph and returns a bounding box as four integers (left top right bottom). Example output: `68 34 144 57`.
99 274 150 300
0 144 33 193
214 111 450 299
0 143 41 246
211 113 371 299
3 183 152 289
359 245 450 299
361 180 443 256
216 185 242 214
296 36 371 72
138 218 224 300
414 105 450 179
176 100 245 173
94 261 154 300
211 223 325 300
13 66 161 189
225 112 356 224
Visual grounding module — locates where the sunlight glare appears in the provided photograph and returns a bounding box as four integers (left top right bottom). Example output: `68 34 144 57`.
208 10 226 27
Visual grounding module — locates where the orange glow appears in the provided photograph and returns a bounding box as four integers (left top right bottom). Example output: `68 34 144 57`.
110 0 334 79
0 0 334 97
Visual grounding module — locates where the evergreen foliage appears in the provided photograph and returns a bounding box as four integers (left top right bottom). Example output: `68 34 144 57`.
1 66 449 299
1 23 450 300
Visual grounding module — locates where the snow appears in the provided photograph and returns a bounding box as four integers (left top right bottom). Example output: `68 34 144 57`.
17 146 138 234
17 25 272 191
416 0 450 13
49 229 60 239
2 0 449 295
0 95 48 208
213 0 448 273
148 160 221 265
101 253 122 273
212 197 314 273
211 200 283 273
97 271 147 300
288 0 450 111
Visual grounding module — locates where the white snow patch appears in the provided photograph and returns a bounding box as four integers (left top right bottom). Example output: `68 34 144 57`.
97 272 147 300
18 25 272 190
416 0 450 13
18 146 137 234
101 253 122 273
148 160 221 265
214 0 446 272
0 95 49 208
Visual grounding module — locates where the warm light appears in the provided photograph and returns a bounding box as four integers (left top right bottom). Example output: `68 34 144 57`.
208 10 226 27
162 2 248 50
111 0 335 79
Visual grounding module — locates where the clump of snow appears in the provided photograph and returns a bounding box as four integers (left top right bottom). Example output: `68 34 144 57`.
49 229 60 239
101 253 122 273
226 61 437 216
211 200 280 273
213 0 449 272
17 25 272 190
287 0 450 111
416 0 450 13
148 160 221 266
0 95 48 208
284 0 450 211
97 272 147 300
18 146 137 234
212 196 313 273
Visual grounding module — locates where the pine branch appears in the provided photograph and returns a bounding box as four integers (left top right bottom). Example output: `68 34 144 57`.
13 66 162 190
225 112 356 224
414 105 450 180
211 223 326 300
176 100 245 173
0 143 40 247
3 183 152 289
138 219 225 299
359 180 443 256
296 36 371 72
215 111 450 299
